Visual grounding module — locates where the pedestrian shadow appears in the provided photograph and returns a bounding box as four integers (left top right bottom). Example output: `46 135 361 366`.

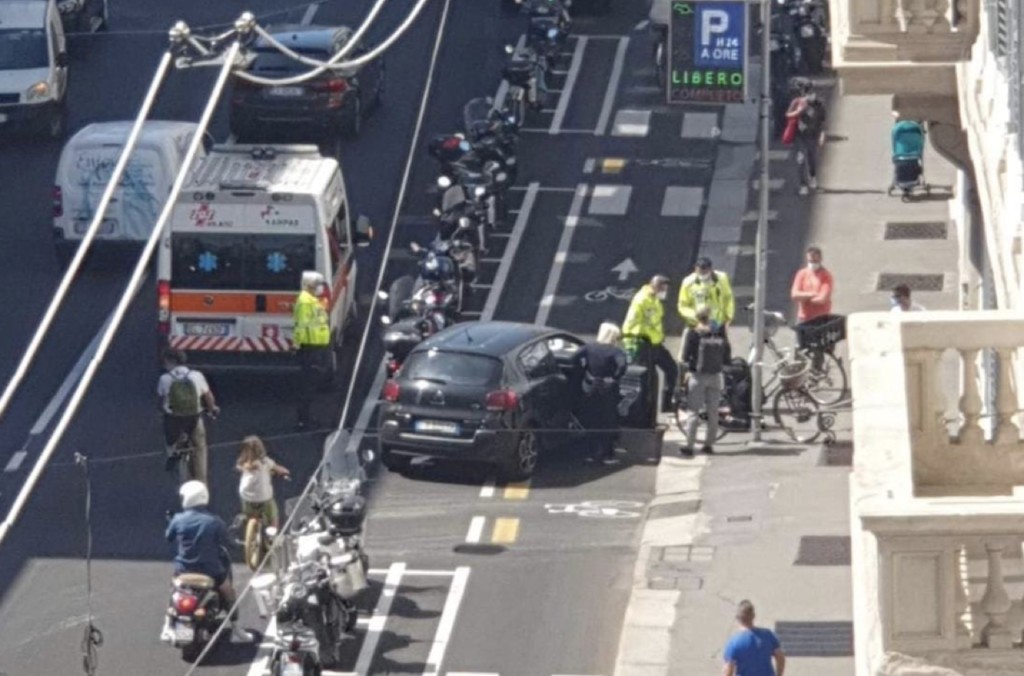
389 592 442 621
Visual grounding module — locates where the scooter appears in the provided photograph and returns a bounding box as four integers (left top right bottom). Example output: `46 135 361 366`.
161 551 230 662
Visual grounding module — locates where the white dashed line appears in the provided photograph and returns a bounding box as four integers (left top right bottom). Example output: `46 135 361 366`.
422 567 471 676
482 182 538 320
550 36 588 135
535 184 589 326
4 451 26 473
300 2 319 24
595 37 629 135
354 562 406 675
465 516 486 543
479 478 496 498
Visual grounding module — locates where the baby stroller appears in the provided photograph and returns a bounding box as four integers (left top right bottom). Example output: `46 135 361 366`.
887 119 931 199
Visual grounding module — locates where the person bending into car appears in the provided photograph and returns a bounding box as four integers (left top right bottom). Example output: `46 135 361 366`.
573 322 628 465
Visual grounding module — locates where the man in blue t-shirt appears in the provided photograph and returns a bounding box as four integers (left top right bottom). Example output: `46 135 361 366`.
722 600 786 676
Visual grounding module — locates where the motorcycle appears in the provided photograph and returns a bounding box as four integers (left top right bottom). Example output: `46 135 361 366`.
501 43 548 126
520 0 572 61
161 551 230 662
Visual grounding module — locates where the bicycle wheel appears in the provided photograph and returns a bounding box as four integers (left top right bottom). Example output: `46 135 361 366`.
806 350 847 406
772 387 822 443
243 517 263 571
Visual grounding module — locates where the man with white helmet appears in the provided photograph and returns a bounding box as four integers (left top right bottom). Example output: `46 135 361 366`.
163 481 252 643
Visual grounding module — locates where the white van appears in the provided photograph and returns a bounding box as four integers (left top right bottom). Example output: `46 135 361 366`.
53 121 203 265
158 144 372 374
0 0 68 138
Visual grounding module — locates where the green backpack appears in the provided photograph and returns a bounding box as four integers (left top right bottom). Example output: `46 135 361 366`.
167 371 201 417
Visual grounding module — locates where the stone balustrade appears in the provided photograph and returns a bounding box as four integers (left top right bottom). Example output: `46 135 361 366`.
850 312 1024 675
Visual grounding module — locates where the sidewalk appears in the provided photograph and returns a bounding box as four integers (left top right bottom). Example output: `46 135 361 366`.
615 88 960 675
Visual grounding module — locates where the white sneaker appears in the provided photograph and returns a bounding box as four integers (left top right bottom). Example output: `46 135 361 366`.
230 625 254 643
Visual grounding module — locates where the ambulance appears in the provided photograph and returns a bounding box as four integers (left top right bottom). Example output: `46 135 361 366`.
157 144 372 374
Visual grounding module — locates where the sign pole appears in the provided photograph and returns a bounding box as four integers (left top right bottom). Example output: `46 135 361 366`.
750 0 771 441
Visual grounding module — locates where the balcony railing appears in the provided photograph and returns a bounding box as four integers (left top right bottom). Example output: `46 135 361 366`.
850 312 1024 675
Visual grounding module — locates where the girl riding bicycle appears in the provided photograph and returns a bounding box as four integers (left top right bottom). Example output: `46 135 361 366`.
237 435 290 529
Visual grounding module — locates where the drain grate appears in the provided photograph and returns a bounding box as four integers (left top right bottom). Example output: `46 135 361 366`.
821 441 853 466
877 273 944 292
775 621 854 657
884 221 948 240
795 536 851 566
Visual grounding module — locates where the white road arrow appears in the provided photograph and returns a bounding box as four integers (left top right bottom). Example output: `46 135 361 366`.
611 257 639 282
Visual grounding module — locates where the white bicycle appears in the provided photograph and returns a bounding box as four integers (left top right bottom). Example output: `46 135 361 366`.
584 286 636 302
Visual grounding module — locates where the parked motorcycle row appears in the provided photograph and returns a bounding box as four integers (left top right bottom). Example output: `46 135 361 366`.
379 0 574 376
164 477 371 675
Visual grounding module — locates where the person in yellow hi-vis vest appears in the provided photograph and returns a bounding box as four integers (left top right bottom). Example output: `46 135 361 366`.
293 271 331 430
622 274 678 414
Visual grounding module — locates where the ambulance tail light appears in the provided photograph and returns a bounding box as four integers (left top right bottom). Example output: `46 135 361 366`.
158 280 171 334
52 186 63 218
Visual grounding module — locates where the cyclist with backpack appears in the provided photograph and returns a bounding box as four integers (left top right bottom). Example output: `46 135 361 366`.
680 306 730 456
158 348 220 485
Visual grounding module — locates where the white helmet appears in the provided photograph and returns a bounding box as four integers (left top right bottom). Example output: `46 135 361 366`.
180 480 209 509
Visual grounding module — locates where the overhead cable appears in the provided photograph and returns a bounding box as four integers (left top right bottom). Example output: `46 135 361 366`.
0 51 174 426
0 41 242 550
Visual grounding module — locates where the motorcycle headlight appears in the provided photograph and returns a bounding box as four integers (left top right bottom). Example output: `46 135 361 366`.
473 186 487 198
547 27 559 39
437 175 452 189
458 216 471 228
26 81 50 102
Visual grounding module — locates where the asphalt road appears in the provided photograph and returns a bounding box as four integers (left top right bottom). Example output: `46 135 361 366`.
0 0 732 674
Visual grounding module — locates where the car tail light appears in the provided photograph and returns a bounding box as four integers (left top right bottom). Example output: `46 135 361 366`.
158 280 171 334
386 359 400 376
313 78 349 93
486 390 518 411
382 380 400 402
52 186 63 218
173 592 198 614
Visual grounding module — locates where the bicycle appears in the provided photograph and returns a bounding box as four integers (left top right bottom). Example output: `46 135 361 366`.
675 349 825 444
754 309 848 406
163 409 216 485
584 286 636 302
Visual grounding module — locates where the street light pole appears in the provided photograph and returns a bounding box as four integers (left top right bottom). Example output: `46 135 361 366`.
750 0 772 441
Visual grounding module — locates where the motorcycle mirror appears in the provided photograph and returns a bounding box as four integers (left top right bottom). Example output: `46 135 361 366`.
410 241 423 253
380 315 393 326
432 207 442 217
437 175 453 189
505 44 515 54
377 290 389 301
360 448 376 466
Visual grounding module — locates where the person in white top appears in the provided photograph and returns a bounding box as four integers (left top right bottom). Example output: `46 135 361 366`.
890 283 926 313
237 436 290 528
157 349 220 485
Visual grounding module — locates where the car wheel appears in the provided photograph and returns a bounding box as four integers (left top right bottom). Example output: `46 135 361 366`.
341 94 361 138
501 430 538 481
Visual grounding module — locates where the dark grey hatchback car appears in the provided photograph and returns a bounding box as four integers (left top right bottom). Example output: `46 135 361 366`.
378 321 583 480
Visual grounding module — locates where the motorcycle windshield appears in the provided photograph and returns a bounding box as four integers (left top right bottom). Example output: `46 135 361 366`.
463 98 493 138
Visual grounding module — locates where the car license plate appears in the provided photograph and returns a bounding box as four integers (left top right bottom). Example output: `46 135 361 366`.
282 663 304 676
269 86 304 97
73 219 116 235
414 419 460 435
174 624 194 642
183 323 230 337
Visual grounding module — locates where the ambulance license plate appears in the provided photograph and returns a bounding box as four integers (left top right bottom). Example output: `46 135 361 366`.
184 323 230 337
73 219 116 235
269 86 303 97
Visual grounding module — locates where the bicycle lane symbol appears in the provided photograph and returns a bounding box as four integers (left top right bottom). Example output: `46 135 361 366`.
544 500 645 519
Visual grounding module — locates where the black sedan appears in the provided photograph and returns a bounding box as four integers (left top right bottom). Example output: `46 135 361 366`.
229 24 385 140
378 321 584 480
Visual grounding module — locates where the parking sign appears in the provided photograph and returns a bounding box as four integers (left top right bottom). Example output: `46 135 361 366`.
668 0 748 104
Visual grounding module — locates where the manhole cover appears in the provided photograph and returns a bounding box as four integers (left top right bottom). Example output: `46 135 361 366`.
877 273 944 292
821 441 853 466
775 621 854 657
884 221 948 240
795 536 851 566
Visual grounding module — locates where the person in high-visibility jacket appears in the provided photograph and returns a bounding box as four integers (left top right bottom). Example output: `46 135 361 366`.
293 271 331 430
677 256 735 330
622 275 678 414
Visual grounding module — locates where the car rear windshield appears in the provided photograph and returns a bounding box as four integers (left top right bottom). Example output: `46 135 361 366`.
171 233 316 291
0 30 48 70
402 351 502 387
251 47 332 75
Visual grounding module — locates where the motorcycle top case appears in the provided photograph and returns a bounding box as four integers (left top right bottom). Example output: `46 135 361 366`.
330 555 368 599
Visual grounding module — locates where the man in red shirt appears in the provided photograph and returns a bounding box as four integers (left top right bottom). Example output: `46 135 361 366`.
790 246 833 348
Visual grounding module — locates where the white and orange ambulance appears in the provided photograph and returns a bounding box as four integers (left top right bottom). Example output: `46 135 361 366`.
157 144 372 374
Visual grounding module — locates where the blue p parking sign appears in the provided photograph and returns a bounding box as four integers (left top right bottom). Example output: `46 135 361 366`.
694 2 745 69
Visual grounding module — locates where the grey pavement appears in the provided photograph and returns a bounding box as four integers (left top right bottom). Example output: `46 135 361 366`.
615 88 960 675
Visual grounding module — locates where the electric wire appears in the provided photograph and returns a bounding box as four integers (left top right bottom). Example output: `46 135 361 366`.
0 42 240 550
0 51 173 427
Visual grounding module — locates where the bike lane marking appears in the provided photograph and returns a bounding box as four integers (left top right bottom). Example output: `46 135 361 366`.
465 516 486 543
594 36 629 135
503 480 530 500
491 517 520 544
550 36 588 134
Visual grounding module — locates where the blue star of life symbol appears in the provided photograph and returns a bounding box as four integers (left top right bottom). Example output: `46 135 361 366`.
266 251 288 273
198 251 218 273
